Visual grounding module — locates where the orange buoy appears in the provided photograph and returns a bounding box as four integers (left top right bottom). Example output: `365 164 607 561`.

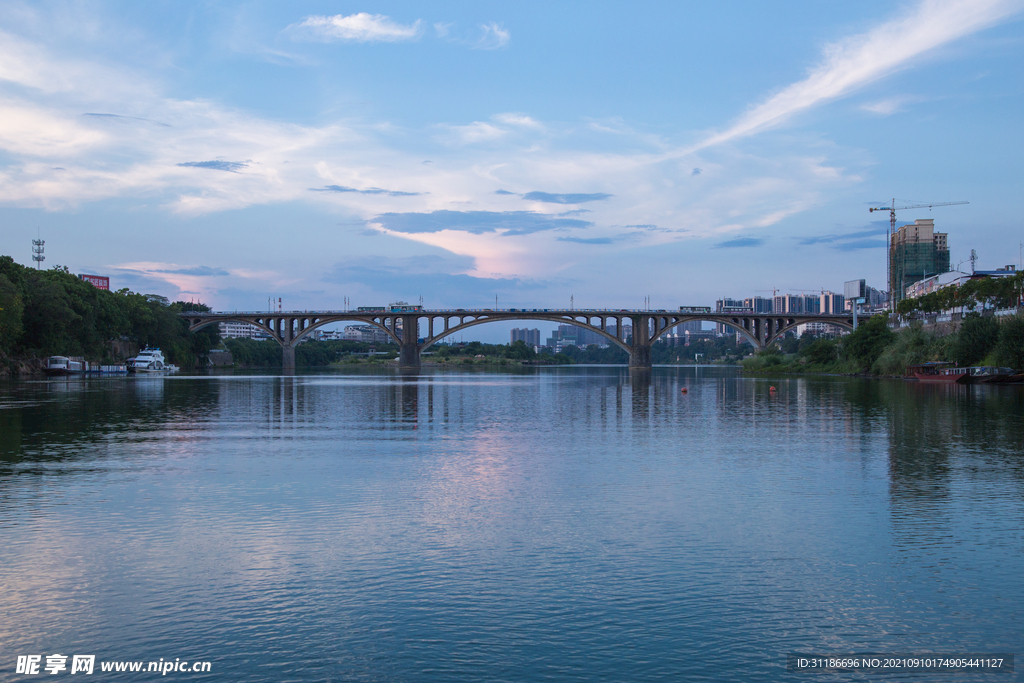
769 385 777 393
681 387 688 393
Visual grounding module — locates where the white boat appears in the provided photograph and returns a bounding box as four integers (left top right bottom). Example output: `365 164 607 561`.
44 356 85 376
126 348 179 373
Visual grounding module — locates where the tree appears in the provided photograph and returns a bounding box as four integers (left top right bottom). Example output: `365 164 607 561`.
0 273 24 354
995 314 1024 370
950 314 999 367
841 314 896 370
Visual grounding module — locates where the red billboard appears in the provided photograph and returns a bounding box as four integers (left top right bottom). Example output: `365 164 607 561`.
79 274 110 290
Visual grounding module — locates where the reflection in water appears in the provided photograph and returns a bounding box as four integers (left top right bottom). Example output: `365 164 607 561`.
1 368 1022 682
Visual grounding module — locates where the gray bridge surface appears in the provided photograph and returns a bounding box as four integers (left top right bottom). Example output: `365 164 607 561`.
183 308 856 369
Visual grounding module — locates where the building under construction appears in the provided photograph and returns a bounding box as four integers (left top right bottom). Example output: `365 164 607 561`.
890 219 950 303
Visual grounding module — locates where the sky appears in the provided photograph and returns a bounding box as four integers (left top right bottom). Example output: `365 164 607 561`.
2 0 1023 342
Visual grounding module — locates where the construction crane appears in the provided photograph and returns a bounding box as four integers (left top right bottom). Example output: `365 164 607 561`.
869 198 968 306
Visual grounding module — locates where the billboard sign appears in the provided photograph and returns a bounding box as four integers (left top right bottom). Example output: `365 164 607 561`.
844 279 866 301
79 274 110 290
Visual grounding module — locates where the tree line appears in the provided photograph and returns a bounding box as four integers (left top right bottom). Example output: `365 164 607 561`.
0 256 219 370
744 313 1024 375
896 271 1024 316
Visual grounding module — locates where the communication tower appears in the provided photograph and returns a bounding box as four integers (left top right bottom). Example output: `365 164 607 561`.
32 237 45 269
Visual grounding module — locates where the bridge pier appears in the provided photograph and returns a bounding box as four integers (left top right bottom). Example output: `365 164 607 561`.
282 343 296 371
629 314 653 368
398 314 421 369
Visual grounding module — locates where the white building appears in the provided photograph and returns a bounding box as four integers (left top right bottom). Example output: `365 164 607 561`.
219 322 270 340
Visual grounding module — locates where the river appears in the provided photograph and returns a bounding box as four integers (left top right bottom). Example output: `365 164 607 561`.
1 367 1022 681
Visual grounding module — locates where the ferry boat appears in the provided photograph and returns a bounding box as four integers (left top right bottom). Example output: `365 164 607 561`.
44 356 86 376
126 348 179 373
906 363 969 383
44 357 128 375
906 363 1017 384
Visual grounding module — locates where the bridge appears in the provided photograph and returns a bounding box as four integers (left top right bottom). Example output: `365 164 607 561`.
183 308 856 369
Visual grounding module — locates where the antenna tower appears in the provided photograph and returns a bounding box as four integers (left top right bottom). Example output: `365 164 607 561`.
32 236 45 269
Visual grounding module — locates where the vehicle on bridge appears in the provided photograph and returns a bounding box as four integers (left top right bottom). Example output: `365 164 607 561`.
357 306 385 313
388 301 423 313
679 306 712 314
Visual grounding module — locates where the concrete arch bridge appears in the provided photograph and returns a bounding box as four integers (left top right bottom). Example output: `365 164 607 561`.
184 311 856 370
183 309 855 369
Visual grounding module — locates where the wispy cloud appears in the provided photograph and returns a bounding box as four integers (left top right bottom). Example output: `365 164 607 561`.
522 191 612 204
556 236 614 244
178 160 248 173
155 266 230 276
797 222 888 245
312 185 423 197
690 0 1024 151
715 237 765 248
371 210 592 236
439 121 507 144
287 13 422 43
493 112 541 128
474 23 511 49
860 96 919 115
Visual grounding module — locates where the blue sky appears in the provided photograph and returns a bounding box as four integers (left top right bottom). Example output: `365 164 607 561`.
2 0 1023 341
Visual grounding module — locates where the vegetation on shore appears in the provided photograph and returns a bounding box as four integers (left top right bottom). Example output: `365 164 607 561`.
225 333 754 368
742 313 1024 376
0 256 219 374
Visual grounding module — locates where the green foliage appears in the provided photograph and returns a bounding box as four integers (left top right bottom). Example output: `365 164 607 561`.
841 314 896 370
871 324 939 376
223 338 399 367
995 314 1024 370
950 314 999 367
897 271 1024 316
0 273 25 353
0 255 219 368
804 338 840 366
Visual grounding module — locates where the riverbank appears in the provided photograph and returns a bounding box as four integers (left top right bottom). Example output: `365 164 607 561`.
742 312 1024 378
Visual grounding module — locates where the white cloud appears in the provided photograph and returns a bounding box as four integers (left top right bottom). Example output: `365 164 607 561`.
0 0 1016 289
288 13 422 43
860 96 917 115
690 0 1024 151
474 23 510 50
438 121 508 145
493 113 542 129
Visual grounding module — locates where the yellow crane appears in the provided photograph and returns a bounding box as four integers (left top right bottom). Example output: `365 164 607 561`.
869 198 968 305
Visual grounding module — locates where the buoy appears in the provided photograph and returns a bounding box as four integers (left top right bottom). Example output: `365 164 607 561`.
769 385 777 393
681 387 688 393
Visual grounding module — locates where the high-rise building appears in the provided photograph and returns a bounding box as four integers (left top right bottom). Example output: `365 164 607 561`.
820 291 845 314
545 324 610 350
511 328 541 347
743 296 774 313
890 219 950 303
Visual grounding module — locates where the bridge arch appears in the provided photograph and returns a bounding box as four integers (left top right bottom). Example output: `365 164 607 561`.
186 315 403 347
419 314 632 354
647 316 761 348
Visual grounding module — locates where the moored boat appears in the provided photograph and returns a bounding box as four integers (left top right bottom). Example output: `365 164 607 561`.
964 366 1017 384
126 348 179 373
906 362 969 383
44 356 85 376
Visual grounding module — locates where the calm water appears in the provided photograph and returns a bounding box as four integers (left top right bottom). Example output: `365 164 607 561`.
1 367 1023 682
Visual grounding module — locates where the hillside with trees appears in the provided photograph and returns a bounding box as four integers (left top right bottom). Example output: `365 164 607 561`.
0 256 219 374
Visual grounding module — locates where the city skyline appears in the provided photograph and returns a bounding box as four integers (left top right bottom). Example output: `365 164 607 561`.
3 1 1023 343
